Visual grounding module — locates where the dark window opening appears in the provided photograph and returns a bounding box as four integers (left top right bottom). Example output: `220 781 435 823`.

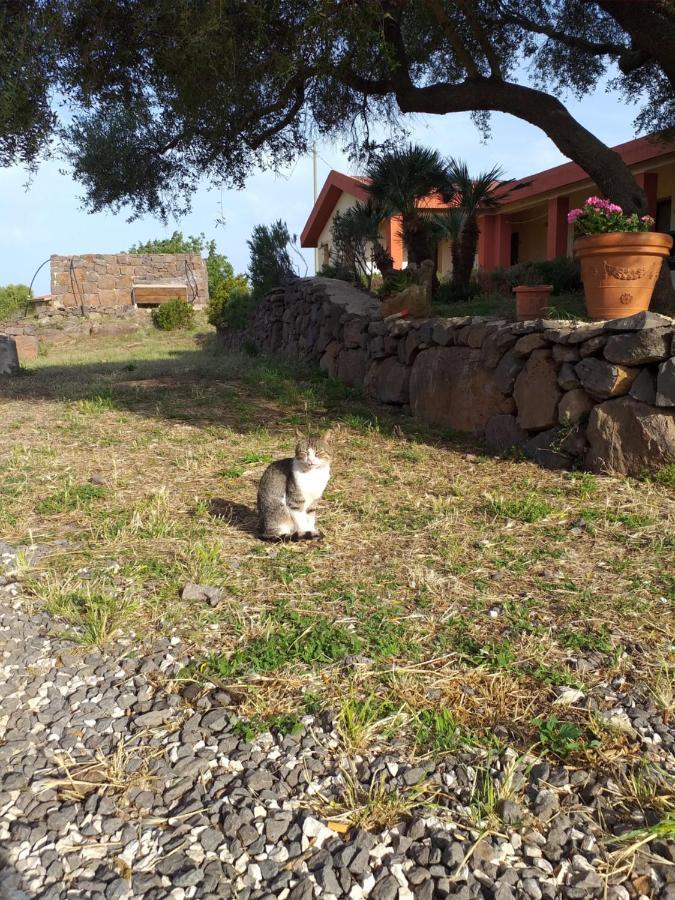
510 231 519 266
655 198 671 233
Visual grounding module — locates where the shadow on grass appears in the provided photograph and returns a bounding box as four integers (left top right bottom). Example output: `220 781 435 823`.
1 333 480 453
207 498 259 536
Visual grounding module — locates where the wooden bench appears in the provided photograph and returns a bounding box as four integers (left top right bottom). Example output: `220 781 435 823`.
132 283 188 307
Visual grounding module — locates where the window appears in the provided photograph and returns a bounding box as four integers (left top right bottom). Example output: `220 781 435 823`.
510 231 519 266
655 198 672 233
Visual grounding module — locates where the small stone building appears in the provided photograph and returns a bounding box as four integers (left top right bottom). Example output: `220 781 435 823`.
49 253 209 311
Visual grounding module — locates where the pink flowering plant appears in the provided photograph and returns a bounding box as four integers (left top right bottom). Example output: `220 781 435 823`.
568 196 655 236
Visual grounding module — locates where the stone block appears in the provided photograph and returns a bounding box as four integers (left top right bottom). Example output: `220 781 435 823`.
484 414 528 455
480 328 518 368
552 344 579 363
409 346 514 433
13 334 39 362
514 349 561 430
575 357 639 400
431 321 456 346
0 336 19 374
398 330 423 365
629 368 657 405
465 323 490 348
656 358 675 407
557 362 580 391
494 350 525 395
558 389 594 425
604 328 671 366
342 318 367 349
602 311 673 331
513 333 548 356
586 397 675 475
336 348 368 387
567 325 605 345
364 358 410 405
579 335 607 358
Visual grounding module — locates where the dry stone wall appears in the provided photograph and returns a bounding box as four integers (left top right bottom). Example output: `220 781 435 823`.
221 277 675 477
50 253 208 311
0 307 151 364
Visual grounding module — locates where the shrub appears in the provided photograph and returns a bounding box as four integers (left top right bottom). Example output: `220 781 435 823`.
0 284 31 321
490 257 582 296
210 286 258 330
207 277 252 328
151 296 195 330
248 220 296 300
435 278 481 304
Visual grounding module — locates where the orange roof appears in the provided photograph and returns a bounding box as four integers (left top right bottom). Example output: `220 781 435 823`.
301 135 675 247
300 171 453 247
493 134 675 208
301 171 371 247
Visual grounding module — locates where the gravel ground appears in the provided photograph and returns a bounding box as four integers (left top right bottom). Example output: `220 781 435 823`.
1 542 673 900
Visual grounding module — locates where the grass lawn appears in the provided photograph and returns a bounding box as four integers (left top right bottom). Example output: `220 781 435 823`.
1 321 673 773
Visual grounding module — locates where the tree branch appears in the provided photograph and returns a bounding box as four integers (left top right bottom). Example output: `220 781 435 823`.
382 75 647 211
422 0 481 79
494 3 628 58
456 0 502 78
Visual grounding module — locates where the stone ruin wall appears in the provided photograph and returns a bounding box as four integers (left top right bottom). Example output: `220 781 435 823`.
50 253 209 311
221 277 675 477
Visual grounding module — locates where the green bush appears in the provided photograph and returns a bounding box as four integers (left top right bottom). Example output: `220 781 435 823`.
210 286 258 330
435 278 481 304
151 296 195 331
0 284 31 321
491 256 582 296
248 220 296 300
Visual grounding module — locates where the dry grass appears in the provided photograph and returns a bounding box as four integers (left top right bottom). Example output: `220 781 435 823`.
1 321 673 777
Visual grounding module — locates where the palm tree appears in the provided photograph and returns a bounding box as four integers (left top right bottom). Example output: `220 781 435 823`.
446 159 507 286
366 144 450 267
329 199 386 287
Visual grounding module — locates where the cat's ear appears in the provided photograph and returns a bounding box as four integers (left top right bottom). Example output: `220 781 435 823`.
321 428 334 444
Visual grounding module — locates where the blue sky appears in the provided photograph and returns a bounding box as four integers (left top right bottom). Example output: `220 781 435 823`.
1 78 640 295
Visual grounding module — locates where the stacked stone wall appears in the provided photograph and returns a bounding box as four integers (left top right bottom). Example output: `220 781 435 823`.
49 253 208 311
221 277 675 476
0 307 152 363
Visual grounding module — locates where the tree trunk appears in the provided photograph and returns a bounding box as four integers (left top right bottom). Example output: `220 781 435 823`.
450 237 461 282
392 79 648 213
454 215 479 286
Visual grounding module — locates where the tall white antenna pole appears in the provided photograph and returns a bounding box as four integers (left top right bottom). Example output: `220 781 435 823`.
312 143 319 274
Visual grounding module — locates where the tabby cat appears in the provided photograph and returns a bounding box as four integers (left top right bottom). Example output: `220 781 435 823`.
257 432 332 541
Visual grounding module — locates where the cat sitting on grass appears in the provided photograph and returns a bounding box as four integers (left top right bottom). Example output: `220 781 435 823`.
257 431 332 541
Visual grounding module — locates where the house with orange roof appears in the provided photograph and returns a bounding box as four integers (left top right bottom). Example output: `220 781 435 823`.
300 135 675 278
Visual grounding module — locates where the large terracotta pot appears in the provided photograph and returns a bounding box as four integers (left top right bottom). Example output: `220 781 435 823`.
574 231 673 321
513 284 553 321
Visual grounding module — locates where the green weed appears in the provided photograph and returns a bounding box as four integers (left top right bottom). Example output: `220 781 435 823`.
533 715 599 758
485 493 553 523
203 609 362 678
413 709 467 755
37 483 106 514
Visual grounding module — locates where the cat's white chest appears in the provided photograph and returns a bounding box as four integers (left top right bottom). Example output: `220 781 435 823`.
292 462 330 505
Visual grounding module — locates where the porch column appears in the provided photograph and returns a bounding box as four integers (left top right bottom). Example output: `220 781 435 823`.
546 195 570 259
495 213 511 268
634 171 658 218
384 215 404 269
477 214 490 269
479 214 498 270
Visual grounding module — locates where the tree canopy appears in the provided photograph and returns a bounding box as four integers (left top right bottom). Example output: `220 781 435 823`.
2 1 673 216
